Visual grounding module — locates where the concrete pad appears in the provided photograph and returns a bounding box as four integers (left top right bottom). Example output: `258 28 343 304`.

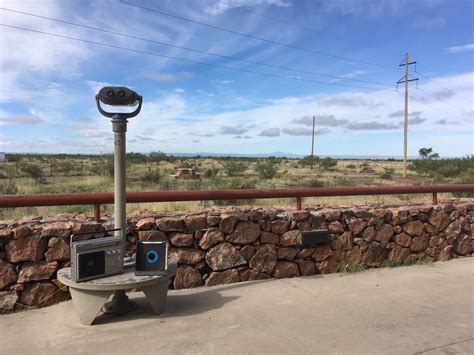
1 258 473 354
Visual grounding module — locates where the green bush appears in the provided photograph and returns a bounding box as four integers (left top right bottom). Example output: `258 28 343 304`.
409 155 473 179
204 167 219 178
299 155 320 167
379 167 395 179
319 157 337 170
22 164 47 183
222 160 247 177
303 178 325 188
256 160 278 179
347 163 356 169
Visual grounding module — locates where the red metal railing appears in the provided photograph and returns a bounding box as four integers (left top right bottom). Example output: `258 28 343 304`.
1 184 473 221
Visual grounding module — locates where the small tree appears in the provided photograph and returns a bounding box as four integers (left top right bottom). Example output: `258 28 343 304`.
22 164 47 183
419 147 439 160
300 155 320 167
256 160 278 179
149 151 169 165
222 160 247 177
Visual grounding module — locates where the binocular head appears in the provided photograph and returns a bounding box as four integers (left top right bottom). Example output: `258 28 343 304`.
96 86 143 118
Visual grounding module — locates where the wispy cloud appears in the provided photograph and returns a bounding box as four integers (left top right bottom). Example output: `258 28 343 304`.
283 127 330 136
293 115 348 127
144 72 193 82
211 79 234 84
0 114 44 125
413 16 446 29
447 43 474 53
205 0 290 16
346 121 398 130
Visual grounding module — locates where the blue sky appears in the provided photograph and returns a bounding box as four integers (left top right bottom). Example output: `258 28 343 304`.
0 0 472 157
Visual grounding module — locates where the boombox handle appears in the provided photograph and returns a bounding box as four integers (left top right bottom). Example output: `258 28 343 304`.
70 228 121 247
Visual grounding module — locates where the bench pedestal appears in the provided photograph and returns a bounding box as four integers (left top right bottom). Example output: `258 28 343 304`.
57 262 176 325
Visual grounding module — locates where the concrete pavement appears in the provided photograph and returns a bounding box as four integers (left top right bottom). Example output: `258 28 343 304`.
1 258 473 354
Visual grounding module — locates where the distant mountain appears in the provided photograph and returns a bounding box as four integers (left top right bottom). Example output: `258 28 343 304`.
169 152 415 160
170 151 303 158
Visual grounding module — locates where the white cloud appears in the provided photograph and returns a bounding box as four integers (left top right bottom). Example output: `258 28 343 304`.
447 43 474 53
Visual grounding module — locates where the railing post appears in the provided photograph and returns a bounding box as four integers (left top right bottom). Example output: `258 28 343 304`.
93 204 101 221
432 192 438 205
296 197 302 211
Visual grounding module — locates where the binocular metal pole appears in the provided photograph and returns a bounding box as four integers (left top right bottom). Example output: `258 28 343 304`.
104 116 137 314
112 116 127 243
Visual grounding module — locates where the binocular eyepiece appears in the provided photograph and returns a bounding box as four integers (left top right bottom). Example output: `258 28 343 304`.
96 86 143 119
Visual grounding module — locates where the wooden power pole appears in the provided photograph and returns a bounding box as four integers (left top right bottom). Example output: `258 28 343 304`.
397 52 418 178
311 115 315 170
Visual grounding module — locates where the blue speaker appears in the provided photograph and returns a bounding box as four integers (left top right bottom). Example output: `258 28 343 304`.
135 241 168 276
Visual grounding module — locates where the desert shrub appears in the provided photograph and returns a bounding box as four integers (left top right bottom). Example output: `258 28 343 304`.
256 160 278 179
347 163 356 169
303 178 325 188
409 155 473 179
299 155 320 167
204 167 219 178
0 179 18 195
56 160 76 175
332 176 357 187
453 168 474 197
319 157 337 170
379 167 395 179
222 160 247 177
22 164 47 183
142 168 161 183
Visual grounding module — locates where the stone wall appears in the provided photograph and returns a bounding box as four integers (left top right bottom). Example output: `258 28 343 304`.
1 201 472 312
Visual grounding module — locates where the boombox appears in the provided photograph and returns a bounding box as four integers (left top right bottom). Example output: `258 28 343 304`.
70 233 124 282
135 241 168 276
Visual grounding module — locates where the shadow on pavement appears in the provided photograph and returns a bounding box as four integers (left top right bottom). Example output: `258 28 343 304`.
94 279 270 325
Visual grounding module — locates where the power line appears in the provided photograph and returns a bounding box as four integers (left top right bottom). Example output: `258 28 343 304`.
218 1 402 56
118 0 397 70
0 7 393 87
0 23 385 90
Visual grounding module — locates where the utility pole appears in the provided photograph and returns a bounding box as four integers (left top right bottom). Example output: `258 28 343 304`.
311 115 315 170
397 52 418 178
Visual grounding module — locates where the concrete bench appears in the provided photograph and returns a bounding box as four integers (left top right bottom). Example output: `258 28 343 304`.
58 261 177 325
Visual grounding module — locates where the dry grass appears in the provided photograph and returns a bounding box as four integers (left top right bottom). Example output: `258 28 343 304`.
0 155 457 220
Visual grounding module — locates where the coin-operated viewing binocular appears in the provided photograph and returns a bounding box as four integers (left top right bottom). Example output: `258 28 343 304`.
96 86 143 119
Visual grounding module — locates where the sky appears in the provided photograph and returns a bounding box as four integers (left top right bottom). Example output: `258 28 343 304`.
0 0 473 157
